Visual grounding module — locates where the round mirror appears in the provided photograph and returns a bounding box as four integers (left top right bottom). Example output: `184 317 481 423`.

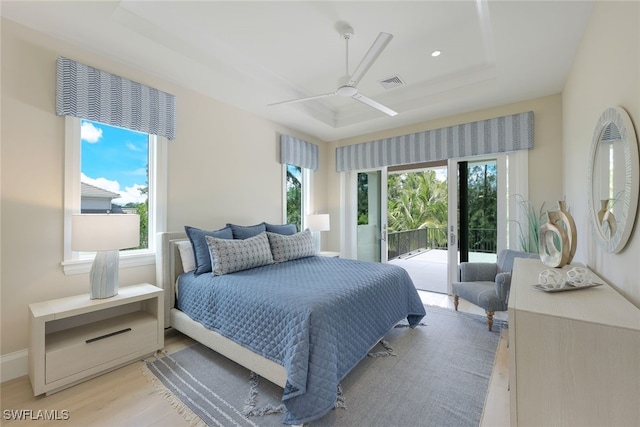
587 107 639 253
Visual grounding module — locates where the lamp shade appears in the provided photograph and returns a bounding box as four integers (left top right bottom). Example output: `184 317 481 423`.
72 214 140 251
306 214 330 232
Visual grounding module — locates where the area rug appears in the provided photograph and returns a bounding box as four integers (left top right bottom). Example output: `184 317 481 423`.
143 306 504 427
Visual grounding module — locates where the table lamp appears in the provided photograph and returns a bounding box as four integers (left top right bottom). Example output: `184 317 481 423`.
306 213 330 253
72 214 140 299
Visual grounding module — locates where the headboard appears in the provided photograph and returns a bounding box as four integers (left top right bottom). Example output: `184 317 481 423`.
156 231 188 328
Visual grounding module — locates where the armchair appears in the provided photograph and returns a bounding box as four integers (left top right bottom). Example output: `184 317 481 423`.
452 249 539 331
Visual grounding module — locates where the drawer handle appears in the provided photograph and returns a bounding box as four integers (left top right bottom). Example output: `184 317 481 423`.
86 328 132 344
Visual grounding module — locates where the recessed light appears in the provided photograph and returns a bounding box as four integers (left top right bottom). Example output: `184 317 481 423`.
431 50 441 57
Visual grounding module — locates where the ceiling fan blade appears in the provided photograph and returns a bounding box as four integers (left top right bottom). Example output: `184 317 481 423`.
352 93 398 117
268 92 335 106
348 32 393 87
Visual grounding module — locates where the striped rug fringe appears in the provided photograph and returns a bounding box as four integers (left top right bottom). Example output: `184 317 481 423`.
367 339 397 357
367 320 428 358
241 372 347 416
141 354 207 427
335 384 346 409
241 372 286 417
144 351 261 427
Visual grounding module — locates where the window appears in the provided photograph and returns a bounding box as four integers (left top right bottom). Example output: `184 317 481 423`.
63 117 167 274
284 164 311 232
285 164 303 231
80 119 149 247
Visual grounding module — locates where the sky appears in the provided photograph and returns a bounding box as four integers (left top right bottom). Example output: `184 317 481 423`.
81 120 149 206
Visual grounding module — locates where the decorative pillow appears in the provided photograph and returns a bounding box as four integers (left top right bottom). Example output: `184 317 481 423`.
184 225 234 275
267 229 316 263
265 222 297 235
206 231 274 275
227 222 267 239
176 240 196 273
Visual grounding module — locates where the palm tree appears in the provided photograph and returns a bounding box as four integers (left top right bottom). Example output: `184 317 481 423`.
286 165 302 231
387 170 447 232
466 163 497 252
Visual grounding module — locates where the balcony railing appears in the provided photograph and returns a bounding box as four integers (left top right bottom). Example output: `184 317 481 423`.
388 227 497 260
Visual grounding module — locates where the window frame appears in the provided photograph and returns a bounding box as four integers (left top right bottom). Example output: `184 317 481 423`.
62 116 167 274
282 164 311 231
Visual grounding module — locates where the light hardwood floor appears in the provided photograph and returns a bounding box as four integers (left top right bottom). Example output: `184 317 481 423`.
1 292 510 426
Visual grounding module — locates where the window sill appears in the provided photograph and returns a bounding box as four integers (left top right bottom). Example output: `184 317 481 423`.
62 252 155 275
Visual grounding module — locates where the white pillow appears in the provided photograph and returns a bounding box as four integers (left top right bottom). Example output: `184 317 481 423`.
177 240 196 273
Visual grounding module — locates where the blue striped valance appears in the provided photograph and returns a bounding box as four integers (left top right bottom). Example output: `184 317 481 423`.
336 111 534 172
280 135 319 170
56 57 176 140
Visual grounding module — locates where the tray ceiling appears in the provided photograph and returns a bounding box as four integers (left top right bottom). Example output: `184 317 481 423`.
1 1 594 141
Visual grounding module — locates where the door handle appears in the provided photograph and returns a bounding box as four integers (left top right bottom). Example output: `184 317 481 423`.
450 232 456 246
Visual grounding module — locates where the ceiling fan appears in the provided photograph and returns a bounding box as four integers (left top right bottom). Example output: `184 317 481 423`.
269 26 398 117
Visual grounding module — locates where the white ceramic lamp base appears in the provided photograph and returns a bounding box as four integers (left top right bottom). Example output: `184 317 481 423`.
312 231 322 254
89 250 120 299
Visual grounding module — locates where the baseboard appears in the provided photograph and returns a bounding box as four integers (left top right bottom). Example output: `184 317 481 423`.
1 349 28 383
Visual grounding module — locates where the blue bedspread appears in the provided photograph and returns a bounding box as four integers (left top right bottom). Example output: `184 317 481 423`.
176 256 426 424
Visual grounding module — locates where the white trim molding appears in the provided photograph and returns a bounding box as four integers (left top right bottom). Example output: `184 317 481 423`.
1 349 28 383
62 252 155 275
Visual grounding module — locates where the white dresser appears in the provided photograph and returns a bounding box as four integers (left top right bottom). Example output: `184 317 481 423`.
508 258 640 427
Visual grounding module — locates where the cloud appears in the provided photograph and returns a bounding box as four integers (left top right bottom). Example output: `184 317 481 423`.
81 173 147 206
82 174 119 193
128 168 148 177
115 184 148 206
126 141 142 151
81 122 103 143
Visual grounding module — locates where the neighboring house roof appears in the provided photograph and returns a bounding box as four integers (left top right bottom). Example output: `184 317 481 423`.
81 182 120 199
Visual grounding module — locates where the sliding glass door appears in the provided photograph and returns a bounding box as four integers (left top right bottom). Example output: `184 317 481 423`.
355 170 388 262
340 151 528 297
447 155 507 293
339 168 388 261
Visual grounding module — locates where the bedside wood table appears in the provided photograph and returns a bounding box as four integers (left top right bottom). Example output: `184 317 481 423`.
28 283 163 396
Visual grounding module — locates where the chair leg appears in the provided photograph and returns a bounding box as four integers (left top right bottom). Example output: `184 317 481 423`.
454 295 459 311
486 311 495 331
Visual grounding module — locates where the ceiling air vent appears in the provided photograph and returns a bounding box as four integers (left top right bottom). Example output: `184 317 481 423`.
379 75 405 90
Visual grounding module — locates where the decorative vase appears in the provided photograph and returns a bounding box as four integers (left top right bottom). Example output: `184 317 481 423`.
597 199 617 239
556 201 577 264
538 210 571 268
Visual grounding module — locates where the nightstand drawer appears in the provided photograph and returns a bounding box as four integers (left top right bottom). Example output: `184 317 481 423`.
45 311 158 383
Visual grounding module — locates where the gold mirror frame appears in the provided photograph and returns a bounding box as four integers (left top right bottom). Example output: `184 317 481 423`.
587 107 639 253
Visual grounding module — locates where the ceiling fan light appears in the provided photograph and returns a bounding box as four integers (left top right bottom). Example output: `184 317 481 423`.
336 85 358 97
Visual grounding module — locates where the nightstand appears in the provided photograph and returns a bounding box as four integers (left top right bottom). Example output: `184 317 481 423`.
28 283 163 396
319 251 340 258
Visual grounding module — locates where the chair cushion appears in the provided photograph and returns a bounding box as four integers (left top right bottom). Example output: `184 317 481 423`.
452 281 507 312
459 262 498 282
497 249 539 273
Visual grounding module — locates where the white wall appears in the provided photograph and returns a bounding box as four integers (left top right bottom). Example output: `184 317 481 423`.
0 19 327 366
563 1 640 306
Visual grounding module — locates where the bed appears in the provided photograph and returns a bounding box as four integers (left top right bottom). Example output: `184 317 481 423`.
156 228 426 425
